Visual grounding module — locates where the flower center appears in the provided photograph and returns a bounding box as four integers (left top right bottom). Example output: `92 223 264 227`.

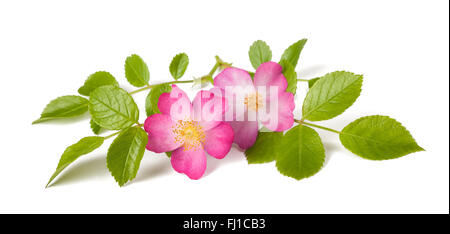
244 92 264 111
172 120 205 151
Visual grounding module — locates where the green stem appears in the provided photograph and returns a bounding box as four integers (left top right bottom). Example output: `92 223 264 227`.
295 119 341 134
128 85 152 95
163 80 194 85
208 62 220 77
297 79 309 82
104 131 120 140
128 80 194 95
104 123 144 140
128 56 229 95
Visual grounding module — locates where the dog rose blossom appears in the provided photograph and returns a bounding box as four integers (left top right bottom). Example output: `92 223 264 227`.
144 85 234 179
214 62 295 149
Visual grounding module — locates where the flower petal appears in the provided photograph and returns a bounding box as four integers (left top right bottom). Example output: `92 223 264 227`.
203 122 234 159
214 69 256 122
261 91 295 131
144 113 181 153
214 67 254 89
158 84 192 121
253 61 287 92
192 87 227 131
171 146 206 180
228 120 259 150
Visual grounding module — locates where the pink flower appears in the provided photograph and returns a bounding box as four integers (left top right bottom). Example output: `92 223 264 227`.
213 62 295 149
144 85 234 180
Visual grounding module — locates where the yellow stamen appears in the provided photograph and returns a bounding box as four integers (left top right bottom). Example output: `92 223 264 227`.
244 92 264 111
172 119 205 151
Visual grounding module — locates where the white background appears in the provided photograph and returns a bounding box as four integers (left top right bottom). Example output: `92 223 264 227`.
0 0 448 214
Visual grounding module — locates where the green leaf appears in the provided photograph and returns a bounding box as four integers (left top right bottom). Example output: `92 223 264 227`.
46 136 104 187
124 54 150 87
33 95 89 124
145 84 172 116
249 40 272 70
276 125 325 180
340 115 424 160
245 131 283 164
302 71 363 121
90 118 102 135
165 151 172 158
78 71 118 96
89 85 139 130
279 59 298 94
308 77 320 88
169 53 189 80
280 39 307 69
107 126 148 186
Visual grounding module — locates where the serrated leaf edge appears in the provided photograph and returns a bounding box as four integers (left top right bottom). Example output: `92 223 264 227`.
280 38 308 68
339 115 425 160
124 54 150 87
248 40 272 70
302 71 363 121
78 71 118 96
88 85 139 130
106 127 147 186
33 95 89 124
46 136 104 187
169 53 189 80
275 125 326 180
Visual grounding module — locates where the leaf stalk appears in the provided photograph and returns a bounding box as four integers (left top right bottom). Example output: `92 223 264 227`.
295 119 341 134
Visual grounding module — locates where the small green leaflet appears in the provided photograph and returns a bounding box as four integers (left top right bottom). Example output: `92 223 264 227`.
302 71 363 121
308 77 320 88
78 71 118 96
169 53 189 80
90 118 102 135
249 40 272 70
340 115 424 160
276 125 325 180
33 95 89 124
107 126 148 186
280 39 307 69
145 84 172 116
125 54 150 87
279 59 298 95
89 85 139 130
245 131 283 164
46 136 104 187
